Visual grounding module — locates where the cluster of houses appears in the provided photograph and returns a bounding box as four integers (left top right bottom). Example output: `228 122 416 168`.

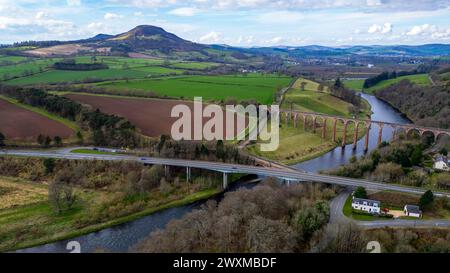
351 197 422 218
433 155 450 171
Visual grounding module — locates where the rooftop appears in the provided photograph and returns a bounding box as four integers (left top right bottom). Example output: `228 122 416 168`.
405 205 422 214
352 198 381 207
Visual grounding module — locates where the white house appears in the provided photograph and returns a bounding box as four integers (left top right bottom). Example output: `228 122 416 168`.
351 197 381 214
433 156 449 171
404 205 422 218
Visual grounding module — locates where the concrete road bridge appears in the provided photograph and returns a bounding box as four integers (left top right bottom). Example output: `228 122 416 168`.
279 110 450 150
1 149 449 198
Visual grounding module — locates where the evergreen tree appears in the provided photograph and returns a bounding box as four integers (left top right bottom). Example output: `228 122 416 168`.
419 190 434 209
353 187 368 199
0 132 5 147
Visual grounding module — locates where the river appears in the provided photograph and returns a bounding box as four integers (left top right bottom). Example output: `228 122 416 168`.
17 93 411 253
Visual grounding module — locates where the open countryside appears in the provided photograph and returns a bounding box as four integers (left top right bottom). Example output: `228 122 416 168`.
0 0 449 258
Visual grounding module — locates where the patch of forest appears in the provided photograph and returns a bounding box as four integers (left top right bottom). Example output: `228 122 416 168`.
375 80 450 129
53 60 109 71
364 65 434 89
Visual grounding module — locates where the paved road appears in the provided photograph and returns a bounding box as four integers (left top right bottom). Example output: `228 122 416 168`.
1 148 450 198
329 190 450 228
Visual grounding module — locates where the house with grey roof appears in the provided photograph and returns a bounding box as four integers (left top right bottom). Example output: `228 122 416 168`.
351 197 381 214
404 205 422 218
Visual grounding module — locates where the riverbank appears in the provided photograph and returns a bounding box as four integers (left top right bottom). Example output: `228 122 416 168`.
0 172 245 253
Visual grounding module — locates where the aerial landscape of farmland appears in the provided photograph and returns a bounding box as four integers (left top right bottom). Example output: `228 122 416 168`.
0 0 450 264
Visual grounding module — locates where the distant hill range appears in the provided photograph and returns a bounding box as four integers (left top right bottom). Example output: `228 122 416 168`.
4 25 450 60
251 44 450 57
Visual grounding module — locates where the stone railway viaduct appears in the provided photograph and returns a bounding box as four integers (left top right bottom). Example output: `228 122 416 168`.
279 110 450 151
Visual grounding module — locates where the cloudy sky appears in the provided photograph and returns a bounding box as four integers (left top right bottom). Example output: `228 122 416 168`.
0 0 450 46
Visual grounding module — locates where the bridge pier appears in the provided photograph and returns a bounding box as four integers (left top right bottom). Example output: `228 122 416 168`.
378 124 384 146
164 165 169 177
392 127 397 142
333 118 337 142
365 124 371 152
186 167 191 182
223 172 228 189
322 118 327 139
303 115 307 130
342 122 348 147
312 116 317 133
294 114 298 128
353 123 359 150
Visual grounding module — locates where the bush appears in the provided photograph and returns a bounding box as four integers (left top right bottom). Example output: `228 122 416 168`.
353 187 367 199
436 173 450 190
372 162 404 182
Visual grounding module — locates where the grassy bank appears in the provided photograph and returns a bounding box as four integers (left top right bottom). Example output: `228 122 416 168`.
0 175 226 252
344 74 431 94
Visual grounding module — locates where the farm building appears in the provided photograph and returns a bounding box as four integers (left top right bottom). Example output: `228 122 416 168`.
351 197 381 214
404 205 422 218
433 156 449 171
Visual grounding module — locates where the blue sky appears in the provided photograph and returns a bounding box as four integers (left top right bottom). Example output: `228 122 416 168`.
0 0 449 46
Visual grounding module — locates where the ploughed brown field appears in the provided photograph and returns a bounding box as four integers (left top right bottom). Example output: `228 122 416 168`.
0 99 73 140
65 94 248 138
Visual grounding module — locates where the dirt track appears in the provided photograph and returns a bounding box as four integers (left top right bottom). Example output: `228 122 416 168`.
0 99 73 140
65 94 247 138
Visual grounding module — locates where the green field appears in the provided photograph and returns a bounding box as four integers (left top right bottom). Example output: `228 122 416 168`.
0 59 58 80
343 79 365 91
168 62 220 70
131 66 183 75
344 74 431 94
7 69 152 85
0 55 31 64
282 89 353 116
99 74 292 104
71 149 117 155
292 78 329 92
247 126 337 164
1 56 225 85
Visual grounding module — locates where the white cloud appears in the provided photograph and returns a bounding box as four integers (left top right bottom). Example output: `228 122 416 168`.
35 11 46 19
406 24 433 35
104 13 123 20
267 36 284 45
67 0 81 6
406 24 450 39
168 7 202 17
368 23 393 34
109 0 450 12
199 31 222 43
0 15 75 36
